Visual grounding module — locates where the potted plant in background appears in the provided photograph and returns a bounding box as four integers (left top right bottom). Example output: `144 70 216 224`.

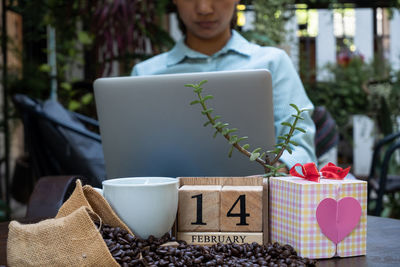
12 0 174 115
304 50 400 218
1 0 175 220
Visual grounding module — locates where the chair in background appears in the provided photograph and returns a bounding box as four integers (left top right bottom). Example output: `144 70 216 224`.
25 176 79 220
368 131 400 216
11 94 105 203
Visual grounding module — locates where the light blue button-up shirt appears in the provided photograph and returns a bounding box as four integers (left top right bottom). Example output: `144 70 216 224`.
131 30 317 168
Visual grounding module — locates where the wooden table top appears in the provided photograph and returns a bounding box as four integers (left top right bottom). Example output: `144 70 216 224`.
1 216 399 266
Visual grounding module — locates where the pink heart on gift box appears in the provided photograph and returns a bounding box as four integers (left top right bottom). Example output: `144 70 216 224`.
316 197 362 245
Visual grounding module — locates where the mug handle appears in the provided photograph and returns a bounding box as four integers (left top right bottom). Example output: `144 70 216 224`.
93 187 103 196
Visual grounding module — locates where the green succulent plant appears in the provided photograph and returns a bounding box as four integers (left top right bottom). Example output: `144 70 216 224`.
186 80 308 177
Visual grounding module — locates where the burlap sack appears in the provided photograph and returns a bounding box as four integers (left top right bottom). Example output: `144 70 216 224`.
56 180 133 235
7 179 134 266
7 206 119 266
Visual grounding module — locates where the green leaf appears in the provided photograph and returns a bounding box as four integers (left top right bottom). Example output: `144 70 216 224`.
81 93 93 105
39 64 51 73
264 172 274 177
213 130 219 138
201 108 214 115
221 128 231 135
213 115 222 121
212 122 222 128
198 80 208 86
203 95 214 101
276 145 286 150
250 152 260 161
252 148 262 154
237 136 248 143
268 148 280 154
290 103 300 112
281 122 292 127
60 82 72 91
220 123 229 129
260 152 266 160
229 135 238 144
276 163 287 170
242 144 250 150
264 164 273 169
203 121 212 127
77 31 93 45
68 100 80 111
289 140 299 146
194 87 203 94
226 128 238 134
185 83 195 88
286 147 293 154
277 136 286 140
291 114 304 120
228 146 234 158
295 127 306 133
190 100 200 105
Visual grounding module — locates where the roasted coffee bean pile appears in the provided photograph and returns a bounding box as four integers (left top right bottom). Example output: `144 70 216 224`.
95 221 141 265
96 222 316 267
95 221 173 266
142 241 316 267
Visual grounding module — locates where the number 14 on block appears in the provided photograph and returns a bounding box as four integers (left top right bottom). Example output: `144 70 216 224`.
178 185 263 232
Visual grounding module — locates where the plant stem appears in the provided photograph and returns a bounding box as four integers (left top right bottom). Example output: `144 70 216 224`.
191 82 307 177
270 114 301 166
196 91 267 167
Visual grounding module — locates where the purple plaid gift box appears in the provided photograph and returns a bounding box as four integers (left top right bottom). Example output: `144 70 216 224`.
269 164 367 259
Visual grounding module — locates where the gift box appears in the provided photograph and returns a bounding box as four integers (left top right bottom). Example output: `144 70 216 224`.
269 163 367 259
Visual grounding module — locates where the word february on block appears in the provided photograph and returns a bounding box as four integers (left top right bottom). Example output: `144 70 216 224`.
177 232 263 246
176 177 268 245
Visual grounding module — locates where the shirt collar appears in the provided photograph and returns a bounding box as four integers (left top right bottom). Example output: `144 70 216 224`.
166 30 252 67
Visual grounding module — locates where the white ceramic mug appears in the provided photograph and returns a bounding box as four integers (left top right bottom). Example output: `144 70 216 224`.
96 177 179 239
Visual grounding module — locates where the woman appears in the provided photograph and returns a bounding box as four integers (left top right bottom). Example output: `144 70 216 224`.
131 0 317 170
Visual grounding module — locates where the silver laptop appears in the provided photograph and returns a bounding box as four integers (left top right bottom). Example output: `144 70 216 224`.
94 69 275 178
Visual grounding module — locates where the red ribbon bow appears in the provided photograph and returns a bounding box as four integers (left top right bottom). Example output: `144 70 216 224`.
289 162 351 182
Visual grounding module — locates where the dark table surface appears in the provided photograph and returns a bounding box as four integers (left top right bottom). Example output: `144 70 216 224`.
1 216 399 266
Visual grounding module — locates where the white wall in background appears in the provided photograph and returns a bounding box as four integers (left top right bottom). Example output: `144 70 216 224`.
355 8 374 62
390 10 400 70
353 115 375 177
316 9 336 81
241 10 255 31
285 12 300 71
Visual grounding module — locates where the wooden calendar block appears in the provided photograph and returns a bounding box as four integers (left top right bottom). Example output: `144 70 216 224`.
177 232 263 246
178 185 222 231
175 177 268 245
220 186 263 232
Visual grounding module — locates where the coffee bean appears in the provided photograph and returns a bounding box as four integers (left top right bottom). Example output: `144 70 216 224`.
95 220 317 266
112 249 123 258
109 245 118 253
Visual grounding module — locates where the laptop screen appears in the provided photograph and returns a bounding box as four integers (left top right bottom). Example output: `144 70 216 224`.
94 69 275 178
